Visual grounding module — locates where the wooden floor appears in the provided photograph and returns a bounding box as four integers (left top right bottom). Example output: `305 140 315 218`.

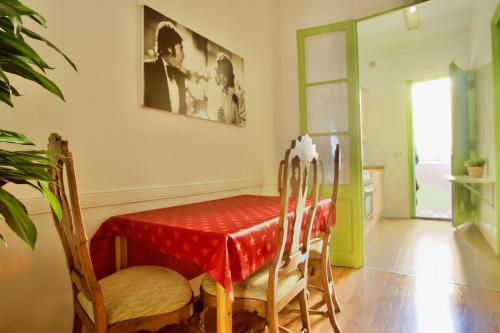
157 267 500 333
365 219 500 290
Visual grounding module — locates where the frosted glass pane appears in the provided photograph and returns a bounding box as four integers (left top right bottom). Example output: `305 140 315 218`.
313 135 350 185
305 31 347 83
306 82 349 133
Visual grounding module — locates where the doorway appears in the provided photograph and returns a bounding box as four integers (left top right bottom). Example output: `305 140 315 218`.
410 77 452 220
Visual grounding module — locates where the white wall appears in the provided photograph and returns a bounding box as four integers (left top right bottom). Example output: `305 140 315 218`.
476 62 497 253
470 0 498 68
0 0 281 331
359 32 471 218
471 0 498 254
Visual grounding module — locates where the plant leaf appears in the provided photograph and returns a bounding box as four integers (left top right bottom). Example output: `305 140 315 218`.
0 73 21 98
0 169 53 183
0 3 23 36
21 27 77 72
38 181 61 222
0 65 13 91
9 83 19 96
0 187 37 250
0 15 75 72
0 34 51 71
0 87 14 106
1 56 65 101
0 129 34 144
2 179 40 192
2 0 46 27
0 150 59 168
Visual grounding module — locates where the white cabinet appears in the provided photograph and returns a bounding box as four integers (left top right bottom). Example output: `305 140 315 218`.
364 167 384 234
372 169 384 222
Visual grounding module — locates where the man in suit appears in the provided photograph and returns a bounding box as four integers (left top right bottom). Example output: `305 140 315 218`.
144 22 187 114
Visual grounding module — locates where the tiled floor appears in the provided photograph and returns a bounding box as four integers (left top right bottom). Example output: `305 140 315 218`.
365 218 500 290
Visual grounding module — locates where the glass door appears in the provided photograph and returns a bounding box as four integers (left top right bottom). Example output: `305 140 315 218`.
297 20 363 267
449 63 476 228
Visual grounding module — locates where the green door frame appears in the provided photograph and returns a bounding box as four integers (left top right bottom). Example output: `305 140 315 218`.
297 20 364 268
407 81 416 218
295 1 432 268
491 2 500 255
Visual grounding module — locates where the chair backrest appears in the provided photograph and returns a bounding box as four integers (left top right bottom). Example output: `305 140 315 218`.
47 134 107 327
269 135 319 302
320 144 340 261
280 143 340 226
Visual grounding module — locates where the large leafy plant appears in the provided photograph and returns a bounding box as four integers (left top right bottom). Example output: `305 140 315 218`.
0 0 76 249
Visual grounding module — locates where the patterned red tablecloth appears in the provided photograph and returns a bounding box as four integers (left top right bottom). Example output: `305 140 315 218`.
90 195 333 296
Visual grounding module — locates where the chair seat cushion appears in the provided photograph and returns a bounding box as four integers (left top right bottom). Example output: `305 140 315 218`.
309 238 323 260
201 264 302 301
77 265 192 325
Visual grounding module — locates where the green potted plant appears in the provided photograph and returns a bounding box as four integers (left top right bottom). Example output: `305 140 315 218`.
464 157 487 178
0 0 76 249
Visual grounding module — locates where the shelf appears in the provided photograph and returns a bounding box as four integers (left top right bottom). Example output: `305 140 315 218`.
446 175 495 208
446 175 495 184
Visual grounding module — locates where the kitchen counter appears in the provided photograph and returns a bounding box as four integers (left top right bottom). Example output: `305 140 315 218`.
364 165 385 170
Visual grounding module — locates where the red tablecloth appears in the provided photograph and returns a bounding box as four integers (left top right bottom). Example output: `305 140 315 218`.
90 195 333 296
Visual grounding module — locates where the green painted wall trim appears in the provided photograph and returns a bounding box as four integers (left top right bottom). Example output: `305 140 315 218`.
491 2 500 255
406 81 416 218
306 78 348 88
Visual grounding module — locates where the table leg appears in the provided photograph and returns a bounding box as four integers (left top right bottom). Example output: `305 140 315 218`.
114 236 127 271
216 282 232 333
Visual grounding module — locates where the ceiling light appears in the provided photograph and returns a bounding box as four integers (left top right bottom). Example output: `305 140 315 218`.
404 6 420 30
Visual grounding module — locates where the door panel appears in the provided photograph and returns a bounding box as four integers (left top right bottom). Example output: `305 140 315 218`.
313 135 351 185
297 20 363 268
450 63 476 227
306 82 349 133
305 31 347 82
334 200 353 255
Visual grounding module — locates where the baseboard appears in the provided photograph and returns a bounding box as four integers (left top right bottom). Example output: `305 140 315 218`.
18 178 266 215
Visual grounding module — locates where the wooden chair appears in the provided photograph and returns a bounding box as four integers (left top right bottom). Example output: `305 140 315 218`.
307 144 341 333
280 144 341 332
199 135 320 333
47 133 194 333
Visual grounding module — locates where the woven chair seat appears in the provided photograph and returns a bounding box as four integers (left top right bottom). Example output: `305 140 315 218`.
201 264 302 301
308 238 324 260
77 265 192 325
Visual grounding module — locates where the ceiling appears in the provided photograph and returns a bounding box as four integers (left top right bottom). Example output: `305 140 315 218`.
358 0 479 60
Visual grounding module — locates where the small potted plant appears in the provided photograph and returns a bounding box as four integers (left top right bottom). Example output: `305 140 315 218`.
464 157 487 178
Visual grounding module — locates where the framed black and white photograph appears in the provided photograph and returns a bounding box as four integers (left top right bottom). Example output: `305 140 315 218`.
142 5 246 127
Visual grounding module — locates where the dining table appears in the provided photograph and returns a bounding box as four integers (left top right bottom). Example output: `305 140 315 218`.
90 194 334 333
